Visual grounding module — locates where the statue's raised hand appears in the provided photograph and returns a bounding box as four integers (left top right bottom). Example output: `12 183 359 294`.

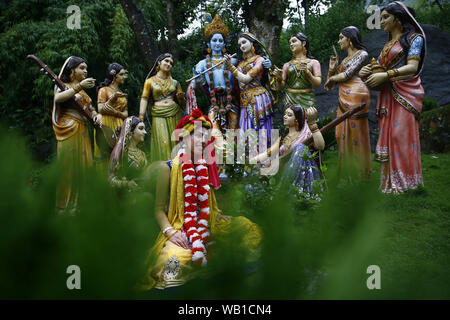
306 107 318 125
263 56 272 69
329 55 338 72
80 77 95 89
223 54 233 68
273 66 283 81
359 64 372 79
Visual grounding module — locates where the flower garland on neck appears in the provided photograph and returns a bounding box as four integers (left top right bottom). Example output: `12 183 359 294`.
205 54 233 115
179 148 211 266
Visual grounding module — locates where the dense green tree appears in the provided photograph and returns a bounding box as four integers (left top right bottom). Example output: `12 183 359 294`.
0 0 444 161
0 0 116 159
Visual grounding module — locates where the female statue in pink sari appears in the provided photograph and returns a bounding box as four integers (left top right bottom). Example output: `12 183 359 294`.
360 1 426 194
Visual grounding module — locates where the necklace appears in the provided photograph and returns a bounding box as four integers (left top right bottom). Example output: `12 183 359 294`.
155 75 172 97
127 146 147 168
290 58 310 78
381 37 401 61
282 131 301 149
108 83 120 91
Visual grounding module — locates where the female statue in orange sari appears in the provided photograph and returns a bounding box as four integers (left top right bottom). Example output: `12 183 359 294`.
325 26 371 179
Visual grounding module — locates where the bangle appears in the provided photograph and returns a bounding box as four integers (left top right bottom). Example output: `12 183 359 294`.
387 69 399 79
266 148 271 157
229 65 238 76
309 123 319 132
73 83 82 93
166 229 177 239
162 226 173 235
139 114 144 120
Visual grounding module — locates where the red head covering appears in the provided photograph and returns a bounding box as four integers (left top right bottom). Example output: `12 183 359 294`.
176 108 212 133
175 109 221 189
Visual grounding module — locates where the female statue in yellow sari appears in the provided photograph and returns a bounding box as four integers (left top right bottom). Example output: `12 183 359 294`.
140 109 261 290
139 53 185 162
94 63 128 173
53 56 102 213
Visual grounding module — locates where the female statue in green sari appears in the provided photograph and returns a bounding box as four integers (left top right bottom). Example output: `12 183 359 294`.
273 32 322 110
139 53 185 162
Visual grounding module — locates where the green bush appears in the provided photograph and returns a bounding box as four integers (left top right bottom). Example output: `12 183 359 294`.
422 97 439 112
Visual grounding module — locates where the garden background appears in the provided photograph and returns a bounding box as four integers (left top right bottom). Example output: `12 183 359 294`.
0 0 449 299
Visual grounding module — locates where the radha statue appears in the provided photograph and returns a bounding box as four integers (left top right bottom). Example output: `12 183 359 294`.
139 53 185 162
360 1 426 194
225 33 274 139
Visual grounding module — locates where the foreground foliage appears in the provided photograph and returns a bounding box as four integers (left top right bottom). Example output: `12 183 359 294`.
1 127 448 299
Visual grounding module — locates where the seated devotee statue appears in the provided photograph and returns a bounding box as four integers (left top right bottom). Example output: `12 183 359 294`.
108 116 148 192
139 109 261 290
251 105 324 194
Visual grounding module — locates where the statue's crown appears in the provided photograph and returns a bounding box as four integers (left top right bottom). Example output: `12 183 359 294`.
204 14 229 39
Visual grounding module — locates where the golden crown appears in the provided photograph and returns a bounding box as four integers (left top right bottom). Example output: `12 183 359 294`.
204 14 229 39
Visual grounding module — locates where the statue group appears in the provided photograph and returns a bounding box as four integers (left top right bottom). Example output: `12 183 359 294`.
45 1 426 290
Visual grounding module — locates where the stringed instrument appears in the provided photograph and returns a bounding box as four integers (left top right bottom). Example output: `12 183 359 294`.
303 104 365 147
27 54 117 153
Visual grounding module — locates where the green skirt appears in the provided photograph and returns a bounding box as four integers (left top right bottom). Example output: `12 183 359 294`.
284 90 317 110
150 103 182 162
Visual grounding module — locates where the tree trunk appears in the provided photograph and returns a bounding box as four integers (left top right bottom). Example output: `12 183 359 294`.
119 0 160 69
166 0 178 59
242 0 289 63
302 0 310 30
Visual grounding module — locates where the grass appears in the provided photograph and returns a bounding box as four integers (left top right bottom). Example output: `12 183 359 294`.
0 125 449 299
214 150 450 299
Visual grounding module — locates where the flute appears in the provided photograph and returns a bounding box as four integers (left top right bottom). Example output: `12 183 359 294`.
186 53 237 83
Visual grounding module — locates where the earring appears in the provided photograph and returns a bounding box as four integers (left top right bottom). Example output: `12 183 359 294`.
251 46 255 55
156 65 160 72
222 47 227 53
207 47 211 54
